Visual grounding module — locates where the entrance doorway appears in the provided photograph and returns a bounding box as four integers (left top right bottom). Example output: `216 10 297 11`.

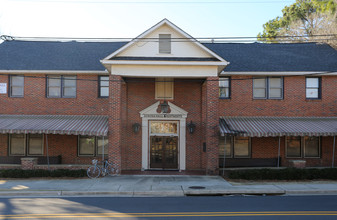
149 121 179 169
150 136 178 169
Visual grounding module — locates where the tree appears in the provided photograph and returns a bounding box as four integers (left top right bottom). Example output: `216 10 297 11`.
258 0 337 48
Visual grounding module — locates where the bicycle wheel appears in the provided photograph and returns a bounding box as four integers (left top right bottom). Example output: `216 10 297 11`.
87 166 101 178
106 164 119 176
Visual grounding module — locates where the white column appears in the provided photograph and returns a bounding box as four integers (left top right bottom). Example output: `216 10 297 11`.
141 118 149 170
180 118 186 170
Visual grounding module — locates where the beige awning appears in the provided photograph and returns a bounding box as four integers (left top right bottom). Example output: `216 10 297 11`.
0 115 108 136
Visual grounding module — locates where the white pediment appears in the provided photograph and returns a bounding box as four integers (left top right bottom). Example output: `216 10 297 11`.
103 19 227 62
140 101 188 118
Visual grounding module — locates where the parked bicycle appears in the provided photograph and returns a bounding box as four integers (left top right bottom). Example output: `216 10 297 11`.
87 159 119 178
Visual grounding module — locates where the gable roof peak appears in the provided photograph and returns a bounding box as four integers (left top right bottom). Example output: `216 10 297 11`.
102 19 227 62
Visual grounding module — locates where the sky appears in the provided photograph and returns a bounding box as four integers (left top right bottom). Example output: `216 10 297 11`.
0 0 296 41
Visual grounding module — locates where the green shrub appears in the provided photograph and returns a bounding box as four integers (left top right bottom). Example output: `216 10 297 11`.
0 169 87 178
226 168 337 180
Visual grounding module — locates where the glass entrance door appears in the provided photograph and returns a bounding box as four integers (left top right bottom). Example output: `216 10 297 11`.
150 136 178 169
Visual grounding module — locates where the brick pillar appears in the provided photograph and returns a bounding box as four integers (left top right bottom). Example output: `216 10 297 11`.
108 75 123 173
205 77 219 175
21 158 38 170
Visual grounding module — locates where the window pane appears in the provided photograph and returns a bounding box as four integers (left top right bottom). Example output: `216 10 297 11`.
10 134 25 155
269 78 281 87
97 137 108 155
28 134 43 155
219 78 229 87
304 136 320 157
100 77 109 87
269 88 282 98
150 122 177 134
306 78 319 88
48 76 61 86
100 87 109 97
254 78 266 88
287 137 301 157
64 76 76 87
254 88 266 98
79 136 95 155
234 137 249 157
48 87 61 97
11 76 24 86
306 88 318 98
11 87 24 96
63 87 76 97
219 137 232 158
219 88 229 98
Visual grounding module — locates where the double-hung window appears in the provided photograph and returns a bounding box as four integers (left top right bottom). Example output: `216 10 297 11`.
47 75 76 98
219 77 230 99
9 75 24 97
219 136 251 158
253 77 283 99
9 134 44 156
99 76 109 98
78 136 108 156
286 136 320 158
306 77 321 99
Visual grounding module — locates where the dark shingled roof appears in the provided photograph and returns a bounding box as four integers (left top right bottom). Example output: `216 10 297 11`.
0 40 337 72
203 42 337 72
0 41 127 71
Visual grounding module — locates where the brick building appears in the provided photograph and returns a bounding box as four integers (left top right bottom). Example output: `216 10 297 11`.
0 19 337 174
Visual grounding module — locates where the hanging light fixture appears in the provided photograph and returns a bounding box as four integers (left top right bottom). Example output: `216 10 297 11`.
160 100 170 113
187 120 196 134
132 123 141 134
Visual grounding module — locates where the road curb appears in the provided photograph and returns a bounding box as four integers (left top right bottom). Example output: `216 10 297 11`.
2 189 337 197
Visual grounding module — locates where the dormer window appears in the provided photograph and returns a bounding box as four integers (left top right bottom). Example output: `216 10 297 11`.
159 34 171 54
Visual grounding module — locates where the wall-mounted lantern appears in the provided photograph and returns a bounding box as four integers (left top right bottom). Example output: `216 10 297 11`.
187 120 196 134
132 123 141 134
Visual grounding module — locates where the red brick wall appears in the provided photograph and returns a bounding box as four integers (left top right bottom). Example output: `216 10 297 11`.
219 75 337 117
204 77 220 175
108 75 123 172
0 134 8 156
122 78 205 171
0 74 109 115
249 136 337 167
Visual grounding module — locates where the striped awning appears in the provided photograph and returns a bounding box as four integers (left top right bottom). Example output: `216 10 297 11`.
220 116 337 137
0 115 108 136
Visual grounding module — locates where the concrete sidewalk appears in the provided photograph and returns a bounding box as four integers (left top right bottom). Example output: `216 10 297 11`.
0 175 337 197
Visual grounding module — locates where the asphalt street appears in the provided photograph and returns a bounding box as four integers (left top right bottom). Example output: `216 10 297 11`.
0 195 337 219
